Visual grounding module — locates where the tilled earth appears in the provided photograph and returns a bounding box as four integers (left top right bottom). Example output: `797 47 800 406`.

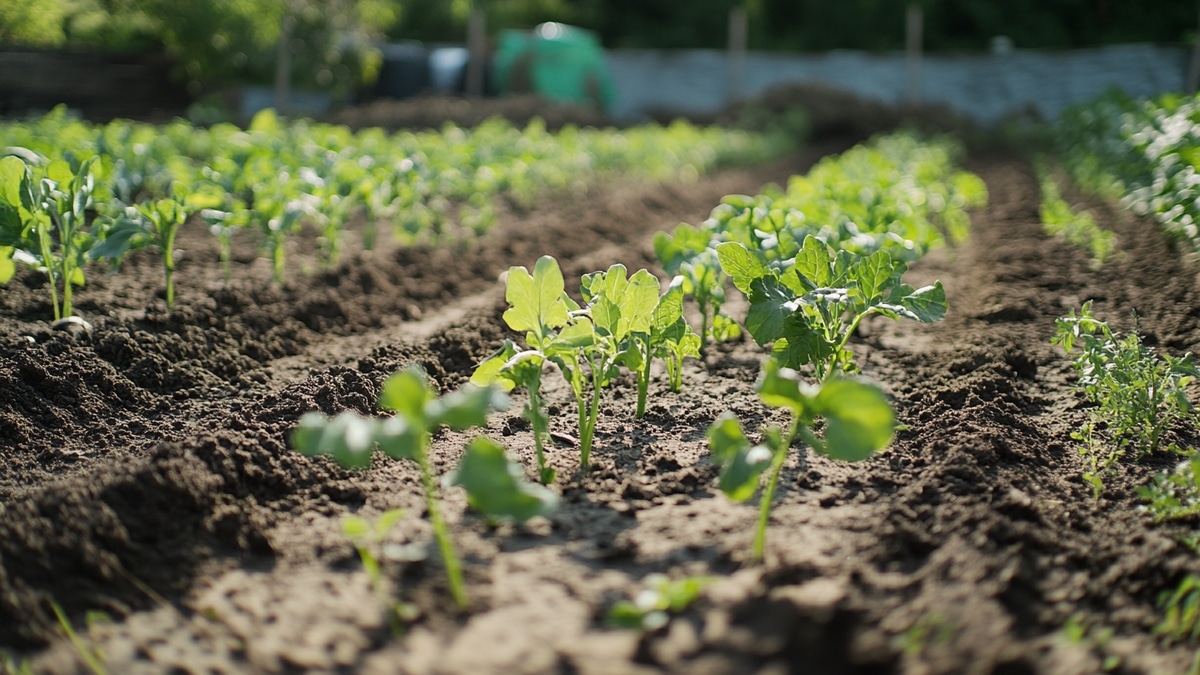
2 136 1199 675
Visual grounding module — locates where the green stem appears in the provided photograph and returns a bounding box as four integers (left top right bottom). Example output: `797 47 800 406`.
163 226 177 308
635 335 651 418
271 233 286 284
752 414 803 562
527 374 554 483
38 226 61 320
698 294 710 355
418 444 466 609
579 358 603 470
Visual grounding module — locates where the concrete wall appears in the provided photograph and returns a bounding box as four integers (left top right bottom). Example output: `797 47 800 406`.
605 43 1190 125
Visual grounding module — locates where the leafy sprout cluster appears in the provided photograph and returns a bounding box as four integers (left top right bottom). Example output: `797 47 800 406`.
1052 301 1199 497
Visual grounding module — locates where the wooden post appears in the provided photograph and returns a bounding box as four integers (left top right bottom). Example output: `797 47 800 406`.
466 4 486 98
274 9 295 114
1188 7 1200 92
728 5 748 104
905 3 923 103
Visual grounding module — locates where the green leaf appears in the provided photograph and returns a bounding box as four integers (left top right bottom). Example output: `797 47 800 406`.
848 250 898 306
651 277 686 335
811 378 895 461
426 383 509 431
445 437 559 523
291 411 379 469
890 282 948 323
756 361 814 415
0 156 28 209
0 247 14 284
744 275 797 345
773 312 839 371
716 241 770 295
374 415 423 461
46 160 73 186
707 412 773 502
793 235 834 289
379 367 433 423
503 256 569 346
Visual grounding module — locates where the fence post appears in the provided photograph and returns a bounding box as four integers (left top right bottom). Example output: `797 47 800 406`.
728 5 748 104
905 3 923 103
466 5 487 98
274 10 295 114
1188 7 1200 93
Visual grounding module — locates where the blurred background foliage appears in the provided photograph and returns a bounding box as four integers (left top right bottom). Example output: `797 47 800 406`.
0 0 1194 95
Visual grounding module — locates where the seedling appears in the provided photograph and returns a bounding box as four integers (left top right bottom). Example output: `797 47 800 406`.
1156 575 1200 645
606 574 713 631
292 366 557 608
627 276 701 405
1060 614 1121 672
472 255 587 482
51 602 106 675
708 360 894 561
0 153 101 319
653 223 738 353
1053 302 1199 496
718 235 947 379
341 508 420 634
94 182 226 308
1137 454 1200 522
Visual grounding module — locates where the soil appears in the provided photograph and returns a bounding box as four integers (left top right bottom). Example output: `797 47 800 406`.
2 131 1200 675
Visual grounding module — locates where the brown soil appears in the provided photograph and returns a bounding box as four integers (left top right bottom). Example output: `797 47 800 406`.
2 137 1199 675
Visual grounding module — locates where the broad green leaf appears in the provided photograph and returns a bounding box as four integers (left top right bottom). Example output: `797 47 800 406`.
773 312 838 371
0 156 28 209
811 378 895 461
884 282 948 323
544 319 595 354
445 437 559 523
651 277 686 334
755 362 814 414
291 411 379 469
793 235 834 289
0 247 13 283
46 160 73 186
379 367 433 422
426 383 509 431
716 241 769 295
374 415 423 461
621 269 661 335
849 250 898 306
707 412 773 502
503 256 569 345
744 275 796 345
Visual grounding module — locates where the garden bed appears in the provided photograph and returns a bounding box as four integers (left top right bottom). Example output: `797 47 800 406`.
2 135 1198 674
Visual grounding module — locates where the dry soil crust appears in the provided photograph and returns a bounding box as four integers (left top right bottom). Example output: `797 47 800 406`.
2 142 1199 675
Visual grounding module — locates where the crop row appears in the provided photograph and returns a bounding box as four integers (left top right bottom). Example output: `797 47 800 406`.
1051 91 1200 647
1056 90 1200 250
0 107 783 317
297 131 987 609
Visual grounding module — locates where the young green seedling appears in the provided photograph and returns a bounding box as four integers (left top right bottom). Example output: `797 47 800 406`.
0 153 101 319
94 182 226 308
580 263 660 418
1137 454 1200 522
653 222 737 353
472 255 591 482
718 235 947 379
707 360 894 561
292 366 557 608
606 574 714 631
341 508 419 634
624 275 701 410
1053 301 1200 496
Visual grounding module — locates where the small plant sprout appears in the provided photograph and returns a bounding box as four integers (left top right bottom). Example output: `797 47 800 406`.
94 181 226 308
471 255 588 483
341 508 419 633
653 222 736 353
606 574 714 631
708 360 894 561
292 366 557 609
629 275 701 406
0 153 101 319
1053 301 1200 497
1137 454 1200 522
718 235 947 379
1156 576 1200 645
51 602 107 675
